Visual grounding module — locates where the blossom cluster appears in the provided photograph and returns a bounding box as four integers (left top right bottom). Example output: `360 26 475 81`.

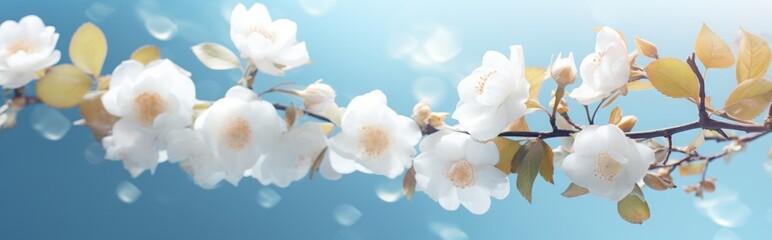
4 2 769 221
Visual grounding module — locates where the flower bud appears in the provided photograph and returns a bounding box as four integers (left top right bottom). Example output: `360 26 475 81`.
549 52 577 86
412 99 431 128
301 80 336 114
427 112 448 129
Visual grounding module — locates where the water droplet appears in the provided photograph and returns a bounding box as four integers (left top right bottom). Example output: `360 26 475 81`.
144 15 178 41
257 188 281 208
84 2 115 23
413 77 447 105
30 105 71 141
196 80 225 101
299 0 336 16
429 222 469 240
84 142 106 165
694 185 751 228
387 34 418 59
334 204 362 226
116 181 142 204
375 181 402 203
714 228 741 240
423 27 462 63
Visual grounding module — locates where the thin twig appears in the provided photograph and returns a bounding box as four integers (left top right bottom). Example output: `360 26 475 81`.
273 103 334 124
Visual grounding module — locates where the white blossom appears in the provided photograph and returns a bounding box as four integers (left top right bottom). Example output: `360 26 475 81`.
230 3 310 76
413 130 509 214
452 45 530 141
328 90 421 178
560 125 654 201
252 122 328 188
569 27 630 105
166 128 225 189
101 59 196 177
300 80 336 114
0 15 60 89
193 86 286 185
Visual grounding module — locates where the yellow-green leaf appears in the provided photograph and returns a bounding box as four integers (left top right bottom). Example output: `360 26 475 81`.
80 91 118 140
561 183 589 198
130 45 160 65
617 185 650 224
723 78 772 120
695 23 734 69
736 29 771 83
525 67 547 101
679 160 706 176
36 65 93 109
684 131 705 153
492 137 520 174
514 140 551 203
191 42 241 70
504 117 529 132
70 22 108 76
644 58 699 99
643 173 676 191
538 141 555 184
627 81 654 91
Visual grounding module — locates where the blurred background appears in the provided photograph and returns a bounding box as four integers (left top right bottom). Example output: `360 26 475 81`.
1 0 771 239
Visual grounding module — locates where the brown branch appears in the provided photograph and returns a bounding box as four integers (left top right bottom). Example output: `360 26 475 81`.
273 103 334 124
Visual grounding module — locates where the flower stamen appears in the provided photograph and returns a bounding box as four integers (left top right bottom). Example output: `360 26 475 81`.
133 91 166 127
359 125 389 157
446 160 476 189
7 39 34 56
475 71 497 95
594 152 622 182
223 116 252 151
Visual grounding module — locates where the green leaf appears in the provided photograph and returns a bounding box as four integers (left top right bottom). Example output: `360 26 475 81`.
617 185 650 224
36 64 93 109
644 58 699 100
561 183 589 198
514 140 551 203
694 23 735 69
723 78 772 120
191 42 241 70
736 29 771 83
70 22 108 76
492 137 520 174
538 141 555 184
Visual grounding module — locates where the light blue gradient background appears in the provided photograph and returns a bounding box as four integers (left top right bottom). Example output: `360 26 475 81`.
1 0 771 239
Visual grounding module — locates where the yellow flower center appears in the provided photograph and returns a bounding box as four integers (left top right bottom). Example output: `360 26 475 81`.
7 39 34 55
446 160 476 189
474 70 496 95
223 116 252 151
594 152 622 182
359 125 389 157
133 91 166 127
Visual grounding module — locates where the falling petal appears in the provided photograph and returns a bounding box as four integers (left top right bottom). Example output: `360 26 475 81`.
429 222 469 240
299 0 337 16
694 185 752 228
387 33 418 59
713 228 741 240
84 142 106 165
423 26 462 63
257 188 281 209
30 105 71 141
116 181 142 204
375 181 403 203
412 77 447 105
334 204 362 226
84 2 115 23
144 15 178 41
